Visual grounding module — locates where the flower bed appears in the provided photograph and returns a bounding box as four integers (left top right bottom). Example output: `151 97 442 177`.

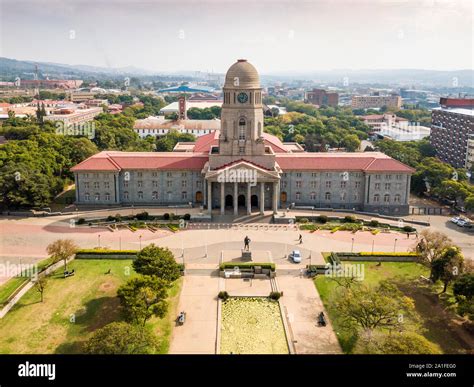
220 297 289 354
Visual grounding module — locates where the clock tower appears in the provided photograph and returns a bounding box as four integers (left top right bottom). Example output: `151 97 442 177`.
219 59 265 157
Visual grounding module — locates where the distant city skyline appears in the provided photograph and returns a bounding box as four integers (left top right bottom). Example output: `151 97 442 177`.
1 0 472 73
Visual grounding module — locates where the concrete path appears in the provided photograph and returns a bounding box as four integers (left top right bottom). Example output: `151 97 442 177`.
168 275 221 354
278 274 342 354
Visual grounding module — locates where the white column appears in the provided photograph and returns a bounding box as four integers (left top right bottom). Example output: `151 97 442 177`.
234 182 238 216
207 181 212 214
247 183 252 215
220 182 225 215
260 182 265 214
272 181 278 214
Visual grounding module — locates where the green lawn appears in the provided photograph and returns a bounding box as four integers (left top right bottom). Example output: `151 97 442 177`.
315 261 429 353
0 257 55 306
0 259 182 354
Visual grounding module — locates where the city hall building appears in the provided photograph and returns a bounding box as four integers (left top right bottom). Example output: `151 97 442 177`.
72 60 414 216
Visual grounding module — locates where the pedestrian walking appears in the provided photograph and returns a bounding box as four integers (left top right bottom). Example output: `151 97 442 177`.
299 234 303 244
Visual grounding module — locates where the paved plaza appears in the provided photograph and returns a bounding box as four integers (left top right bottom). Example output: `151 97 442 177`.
1 209 472 354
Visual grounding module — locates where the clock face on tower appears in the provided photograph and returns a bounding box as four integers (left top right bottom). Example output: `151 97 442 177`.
237 92 248 103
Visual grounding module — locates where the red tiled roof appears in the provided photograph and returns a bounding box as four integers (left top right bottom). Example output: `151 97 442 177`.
275 152 414 172
193 131 220 152
71 151 208 171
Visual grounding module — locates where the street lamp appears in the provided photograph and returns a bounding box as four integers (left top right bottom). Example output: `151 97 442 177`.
351 237 355 253
139 235 142 250
371 240 375 254
394 238 398 252
119 236 122 251
98 234 101 248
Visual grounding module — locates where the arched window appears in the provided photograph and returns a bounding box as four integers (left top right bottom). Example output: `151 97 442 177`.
138 191 144 200
340 192 346 201
373 194 380 202
238 118 246 140
84 193 90 201
310 192 316 200
384 194 390 203
295 192 301 200
152 191 158 200
394 194 401 203
325 192 331 201
94 193 100 201
105 193 110 201
123 191 129 200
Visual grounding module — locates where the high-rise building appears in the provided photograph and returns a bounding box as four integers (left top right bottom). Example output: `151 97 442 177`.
430 98 474 168
305 89 339 107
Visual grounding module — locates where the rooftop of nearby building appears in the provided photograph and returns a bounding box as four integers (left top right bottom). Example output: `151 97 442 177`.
432 107 474 117
134 116 221 131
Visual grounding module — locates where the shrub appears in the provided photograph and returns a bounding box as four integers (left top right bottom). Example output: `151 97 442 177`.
136 211 149 220
299 218 309 224
169 213 175 220
403 225 416 232
77 218 86 225
369 220 379 227
163 213 170 220
183 213 191 220
107 215 116 222
115 213 122 221
269 291 282 300
317 215 328 224
218 291 229 301
330 226 340 233
343 215 358 223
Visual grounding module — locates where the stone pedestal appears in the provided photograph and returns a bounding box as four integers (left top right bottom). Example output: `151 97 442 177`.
241 250 252 261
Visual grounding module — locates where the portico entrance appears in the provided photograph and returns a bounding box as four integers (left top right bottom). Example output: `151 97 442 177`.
225 194 233 207
237 194 245 207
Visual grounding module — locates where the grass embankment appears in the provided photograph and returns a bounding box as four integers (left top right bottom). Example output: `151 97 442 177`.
0 259 182 354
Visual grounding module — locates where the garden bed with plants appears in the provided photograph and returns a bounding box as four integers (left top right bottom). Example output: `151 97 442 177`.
76 211 188 232
220 297 289 354
297 215 416 234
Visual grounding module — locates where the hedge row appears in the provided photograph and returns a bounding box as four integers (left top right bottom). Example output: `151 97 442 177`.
219 262 276 272
76 249 138 255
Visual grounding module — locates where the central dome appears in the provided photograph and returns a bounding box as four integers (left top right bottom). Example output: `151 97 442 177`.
224 59 260 89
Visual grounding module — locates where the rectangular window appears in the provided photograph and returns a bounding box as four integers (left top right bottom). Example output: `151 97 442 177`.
181 191 187 200
296 173 302 177
385 183 391 190
137 172 143 178
311 181 317 188
167 172 172 177
84 182 89 189
375 174 381 180
340 181 347 189
296 181 302 188
326 181 331 189
93 182 99 189
153 181 158 188
375 183 380 190
137 181 143 188
182 180 187 188
355 182 361 189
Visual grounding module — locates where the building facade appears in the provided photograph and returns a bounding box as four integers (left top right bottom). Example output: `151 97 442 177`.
72 60 414 215
351 95 402 109
431 102 474 169
305 89 339 107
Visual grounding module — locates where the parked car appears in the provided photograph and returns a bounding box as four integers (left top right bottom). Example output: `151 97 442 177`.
290 250 302 263
450 217 461 224
457 219 472 228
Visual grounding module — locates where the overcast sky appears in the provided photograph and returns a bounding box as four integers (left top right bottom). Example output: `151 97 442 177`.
0 0 472 73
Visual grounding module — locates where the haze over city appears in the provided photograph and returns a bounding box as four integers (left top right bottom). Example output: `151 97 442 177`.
1 0 472 73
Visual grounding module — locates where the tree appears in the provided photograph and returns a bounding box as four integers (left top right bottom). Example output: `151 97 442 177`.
84 322 159 354
117 275 169 326
355 331 441 354
132 244 180 282
46 239 78 271
35 276 47 302
431 246 464 293
343 134 361 152
453 273 474 300
414 230 453 280
333 280 418 333
464 195 474 212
